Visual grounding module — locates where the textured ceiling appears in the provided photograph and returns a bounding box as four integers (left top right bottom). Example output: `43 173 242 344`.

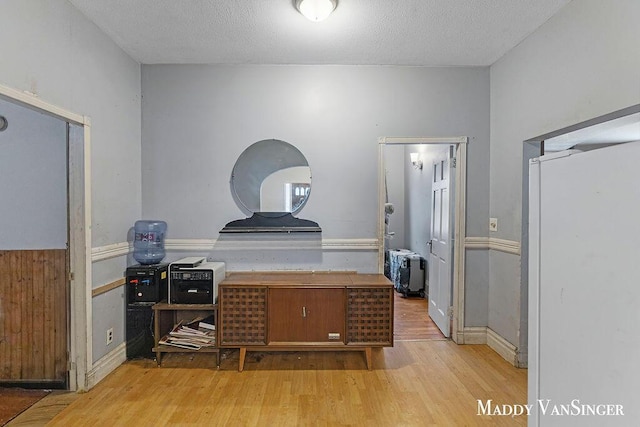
67 0 571 66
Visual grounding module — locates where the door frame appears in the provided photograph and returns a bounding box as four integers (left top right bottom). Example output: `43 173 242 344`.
0 83 92 391
377 136 468 343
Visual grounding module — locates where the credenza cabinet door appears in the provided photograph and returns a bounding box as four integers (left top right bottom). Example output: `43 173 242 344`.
268 288 345 344
268 288 307 342
305 288 345 342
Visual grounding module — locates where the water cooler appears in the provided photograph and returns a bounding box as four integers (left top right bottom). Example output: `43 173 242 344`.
125 263 168 359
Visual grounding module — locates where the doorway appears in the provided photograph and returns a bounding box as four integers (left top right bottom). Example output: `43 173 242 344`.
0 85 91 391
0 97 68 387
378 137 468 342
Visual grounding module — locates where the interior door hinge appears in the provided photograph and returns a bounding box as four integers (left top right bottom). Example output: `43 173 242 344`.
70 271 75 281
447 306 454 318
451 157 457 168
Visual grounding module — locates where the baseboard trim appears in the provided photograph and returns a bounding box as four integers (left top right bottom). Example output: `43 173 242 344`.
516 348 528 369
86 342 126 389
486 328 518 366
460 326 488 344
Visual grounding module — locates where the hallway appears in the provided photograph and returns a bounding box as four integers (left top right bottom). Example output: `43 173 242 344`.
394 293 446 341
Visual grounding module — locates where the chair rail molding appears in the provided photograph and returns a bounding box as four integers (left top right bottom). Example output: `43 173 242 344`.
92 242 130 262
465 237 520 255
91 238 379 262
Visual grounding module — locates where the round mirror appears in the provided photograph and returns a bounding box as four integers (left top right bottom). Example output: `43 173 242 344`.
231 139 312 215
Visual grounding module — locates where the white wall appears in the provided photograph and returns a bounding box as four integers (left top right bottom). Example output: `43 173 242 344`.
0 0 142 362
489 0 640 348
0 98 67 249
141 65 490 280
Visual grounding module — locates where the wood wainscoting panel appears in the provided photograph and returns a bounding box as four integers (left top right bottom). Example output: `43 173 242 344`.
0 250 68 385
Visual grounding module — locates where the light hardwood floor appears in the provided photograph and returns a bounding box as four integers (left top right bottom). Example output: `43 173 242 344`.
10 294 527 426
393 295 446 341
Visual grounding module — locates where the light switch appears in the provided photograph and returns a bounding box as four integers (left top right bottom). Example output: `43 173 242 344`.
489 218 498 232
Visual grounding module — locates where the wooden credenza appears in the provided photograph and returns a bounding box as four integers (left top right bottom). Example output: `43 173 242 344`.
218 272 394 371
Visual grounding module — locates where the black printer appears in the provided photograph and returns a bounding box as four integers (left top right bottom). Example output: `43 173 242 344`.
168 257 225 304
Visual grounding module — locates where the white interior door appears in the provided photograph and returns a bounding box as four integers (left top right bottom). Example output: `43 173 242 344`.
428 151 453 337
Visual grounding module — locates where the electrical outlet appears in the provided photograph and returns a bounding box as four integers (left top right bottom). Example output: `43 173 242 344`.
106 328 114 345
489 218 498 232
328 333 341 340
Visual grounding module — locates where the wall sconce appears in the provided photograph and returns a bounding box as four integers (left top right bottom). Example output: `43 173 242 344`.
410 152 423 170
295 0 338 22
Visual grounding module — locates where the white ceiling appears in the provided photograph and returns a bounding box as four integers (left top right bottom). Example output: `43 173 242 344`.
67 0 571 66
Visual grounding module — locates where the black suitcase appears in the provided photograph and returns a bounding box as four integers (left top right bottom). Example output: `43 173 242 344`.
397 254 426 297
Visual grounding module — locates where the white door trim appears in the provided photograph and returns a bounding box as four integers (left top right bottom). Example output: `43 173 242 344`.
378 136 468 343
0 83 92 391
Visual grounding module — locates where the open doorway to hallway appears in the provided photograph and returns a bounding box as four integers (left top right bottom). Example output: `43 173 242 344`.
378 137 468 342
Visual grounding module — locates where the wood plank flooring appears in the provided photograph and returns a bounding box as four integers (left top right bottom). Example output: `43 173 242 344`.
7 391 75 426
10 293 526 426
393 294 446 341
43 342 526 426
0 388 49 425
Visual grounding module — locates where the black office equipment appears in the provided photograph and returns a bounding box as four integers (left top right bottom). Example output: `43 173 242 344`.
125 263 168 359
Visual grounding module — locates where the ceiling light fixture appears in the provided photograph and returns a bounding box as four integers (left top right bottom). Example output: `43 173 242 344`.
295 0 337 22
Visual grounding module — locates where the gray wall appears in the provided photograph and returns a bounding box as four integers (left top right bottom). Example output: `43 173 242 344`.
489 0 640 346
0 98 67 249
0 0 142 362
141 65 491 278
0 0 142 249
383 145 406 249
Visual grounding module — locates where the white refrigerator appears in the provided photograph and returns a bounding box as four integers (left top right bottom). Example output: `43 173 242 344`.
528 141 640 426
